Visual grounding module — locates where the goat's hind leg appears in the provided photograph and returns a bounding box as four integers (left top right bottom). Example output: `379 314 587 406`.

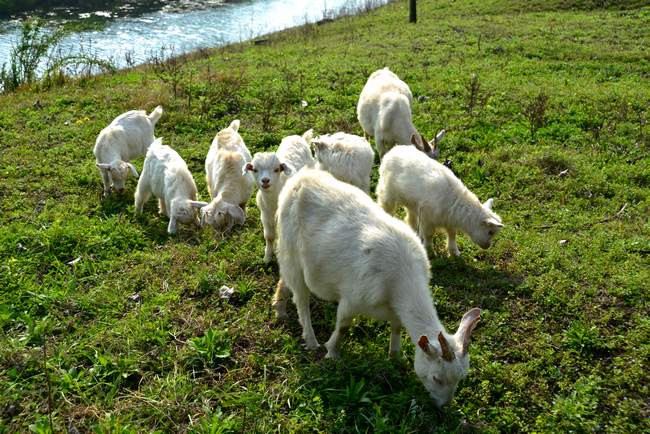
325 300 353 359
291 278 319 350
273 279 290 319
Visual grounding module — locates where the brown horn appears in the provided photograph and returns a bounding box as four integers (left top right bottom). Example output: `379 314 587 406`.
420 134 433 154
438 332 455 362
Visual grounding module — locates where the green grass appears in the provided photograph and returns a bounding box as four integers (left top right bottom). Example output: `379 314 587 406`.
1 0 649 431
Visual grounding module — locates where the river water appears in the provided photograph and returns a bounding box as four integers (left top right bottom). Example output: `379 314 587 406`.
0 0 388 70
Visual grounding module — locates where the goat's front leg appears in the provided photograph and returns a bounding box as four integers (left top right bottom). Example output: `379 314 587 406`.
389 321 402 358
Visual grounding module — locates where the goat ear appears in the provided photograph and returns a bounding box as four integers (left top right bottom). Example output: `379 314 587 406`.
229 119 240 131
312 140 327 153
227 204 245 226
96 163 111 170
127 163 139 178
167 218 177 235
242 162 253 176
280 163 292 176
189 200 209 209
419 134 435 157
483 217 504 229
429 129 445 159
199 209 206 227
483 198 494 210
410 134 419 146
457 308 481 355
302 129 314 143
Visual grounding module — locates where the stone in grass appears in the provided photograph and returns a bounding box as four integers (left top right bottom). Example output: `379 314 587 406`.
219 285 235 300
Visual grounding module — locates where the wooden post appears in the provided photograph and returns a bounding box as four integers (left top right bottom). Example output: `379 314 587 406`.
409 0 417 23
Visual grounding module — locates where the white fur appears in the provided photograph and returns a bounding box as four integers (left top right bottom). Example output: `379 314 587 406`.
134 138 200 234
312 132 374 193
192 120 253 233
274 168 481 408
357 67 438 159
245 130 315 262
377 146 504 256
94 106 163 194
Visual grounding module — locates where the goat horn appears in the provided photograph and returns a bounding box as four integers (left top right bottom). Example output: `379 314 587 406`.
438 332 455 362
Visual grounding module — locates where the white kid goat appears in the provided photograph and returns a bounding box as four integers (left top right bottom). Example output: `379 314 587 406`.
377 145 503 256
191 120 252 233
312 132 374 193
357 67 445 159
273 168 481 408
94 106 163 195
134 138 201 234
244 129 315 262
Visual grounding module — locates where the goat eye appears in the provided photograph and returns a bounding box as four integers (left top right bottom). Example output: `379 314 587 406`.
253 169 258 173
274 168 280 173
488 230 494 236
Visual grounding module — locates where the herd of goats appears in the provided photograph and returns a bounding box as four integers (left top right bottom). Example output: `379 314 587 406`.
92 67 504 407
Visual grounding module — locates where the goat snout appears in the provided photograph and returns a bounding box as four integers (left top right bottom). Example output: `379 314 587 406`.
261 177 271 188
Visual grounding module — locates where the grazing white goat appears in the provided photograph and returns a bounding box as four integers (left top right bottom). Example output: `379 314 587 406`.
190 120 252 233
377 146 503 256
244 129 315 262
273 168 481 408
134 138 202 234
357 67 445 159
94 106 163 194
312 132 374 193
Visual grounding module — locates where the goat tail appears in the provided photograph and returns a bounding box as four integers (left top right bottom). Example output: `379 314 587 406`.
148 105 164 125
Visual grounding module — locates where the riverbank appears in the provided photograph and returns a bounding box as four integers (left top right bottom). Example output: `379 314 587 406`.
1 0 649 431
0 0 392 74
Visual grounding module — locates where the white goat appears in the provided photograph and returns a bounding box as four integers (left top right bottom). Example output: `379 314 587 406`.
377 145 504 256
94 106 163 194
312 132 374 193
244 129 315 262
357 67 444 159
190 120 252 233
134 138 202 234
274 168 481 408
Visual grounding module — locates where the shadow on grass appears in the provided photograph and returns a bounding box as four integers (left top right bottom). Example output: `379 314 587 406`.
270 304 468 431
97 190 133 215
265 256 521 431
430 255 523 314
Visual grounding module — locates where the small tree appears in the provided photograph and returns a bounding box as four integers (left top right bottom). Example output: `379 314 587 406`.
0 19 63 92
523 91 549 141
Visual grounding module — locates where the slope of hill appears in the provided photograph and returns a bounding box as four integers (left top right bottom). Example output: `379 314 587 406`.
0 0 648 431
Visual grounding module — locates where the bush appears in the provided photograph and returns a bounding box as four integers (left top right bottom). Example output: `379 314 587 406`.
0 19 64 92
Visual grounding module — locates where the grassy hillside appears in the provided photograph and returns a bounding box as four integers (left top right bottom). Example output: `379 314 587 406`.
1 0 649 432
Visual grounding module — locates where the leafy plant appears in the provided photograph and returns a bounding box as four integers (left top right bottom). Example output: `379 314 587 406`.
188 328 231 367
564 321 604 355
189 407 239 434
